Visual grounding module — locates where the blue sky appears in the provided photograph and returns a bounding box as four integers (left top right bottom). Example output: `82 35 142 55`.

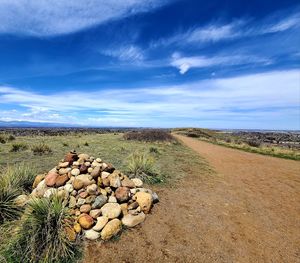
0 0 299 129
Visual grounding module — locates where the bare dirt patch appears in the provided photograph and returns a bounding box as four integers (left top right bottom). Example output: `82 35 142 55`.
84 134 300 263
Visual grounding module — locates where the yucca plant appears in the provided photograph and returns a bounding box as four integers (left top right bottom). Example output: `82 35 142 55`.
0 163 36 224
31 143 52 155
3 196 80 263
125 152 163 184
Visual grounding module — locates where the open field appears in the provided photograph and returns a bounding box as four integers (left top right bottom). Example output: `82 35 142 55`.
1 129 300 262
174 128 300 160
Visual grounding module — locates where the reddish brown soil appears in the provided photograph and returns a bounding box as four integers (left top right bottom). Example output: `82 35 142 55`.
84 135 300 263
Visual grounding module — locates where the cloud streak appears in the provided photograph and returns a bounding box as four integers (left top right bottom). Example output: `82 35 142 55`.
0 0 169 36
152 10 300 47
0 70 299 129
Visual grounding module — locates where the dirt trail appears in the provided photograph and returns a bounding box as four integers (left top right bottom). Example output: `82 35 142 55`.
85 135 300 263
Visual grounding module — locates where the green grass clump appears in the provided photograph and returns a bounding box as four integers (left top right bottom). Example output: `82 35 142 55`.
31 143 52 155
0 163 36 223
2 196 80 263
125 152 163 183
10 142 28 152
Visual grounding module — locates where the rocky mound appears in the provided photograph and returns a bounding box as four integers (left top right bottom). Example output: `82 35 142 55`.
30 151 159 241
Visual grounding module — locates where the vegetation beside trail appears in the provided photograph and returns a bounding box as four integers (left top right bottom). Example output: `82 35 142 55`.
0 130 210 263
174 128 300 161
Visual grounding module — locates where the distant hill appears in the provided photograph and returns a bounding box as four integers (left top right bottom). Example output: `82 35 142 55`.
0 121 76 128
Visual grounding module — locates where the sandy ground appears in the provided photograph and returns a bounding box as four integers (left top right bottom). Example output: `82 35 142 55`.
84 135 300 263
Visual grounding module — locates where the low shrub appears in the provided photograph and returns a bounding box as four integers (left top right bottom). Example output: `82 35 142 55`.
2 196 80 263
62 142 69 147
8 135 16 141
10 142 28 152
149 146 159 154
123 129 174 142
125 152 162 183
84 142 89 146
0 135 6 144
247 139 261 148
32 143 52 154
186 132 200 138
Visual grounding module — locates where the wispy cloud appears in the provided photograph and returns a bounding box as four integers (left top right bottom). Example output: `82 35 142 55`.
0 70 299 129
152 10 300 47
0 0 170 36
171 52 272 74
101 45 145 62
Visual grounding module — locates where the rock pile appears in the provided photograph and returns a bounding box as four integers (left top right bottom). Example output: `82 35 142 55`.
30 151 159 241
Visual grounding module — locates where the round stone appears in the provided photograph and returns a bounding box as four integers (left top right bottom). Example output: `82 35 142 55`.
89 209 102 219
73 179 84 190
55 174 69 187
115 187 130 202
71 168 80 176
92 195 107 209
121 212 145 227
101 203 121 219
85 229 100 240
45 171 58 187
80 204 92 213
135 192 153 214
132 178 143 187
78 214 94 229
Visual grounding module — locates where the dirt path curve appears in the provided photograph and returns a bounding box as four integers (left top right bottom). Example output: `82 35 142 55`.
85 135 300 263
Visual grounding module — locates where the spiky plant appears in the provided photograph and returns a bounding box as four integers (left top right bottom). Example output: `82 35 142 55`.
3 196 80 263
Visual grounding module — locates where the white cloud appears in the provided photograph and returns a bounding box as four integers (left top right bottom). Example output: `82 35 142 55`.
0 69 299 129
0 0 168 36
171 53 272 74
152 10 300 47
102 45 145 61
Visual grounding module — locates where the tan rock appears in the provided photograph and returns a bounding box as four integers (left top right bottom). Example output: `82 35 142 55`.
100 219 122 240
45 171 58 187
121 177 135 188
101 171 110 179
78 153 90 160
71 168 80 176
73 179 84 190
101 203 121 219
76 174 94 186
78 214 94 229
65 227 76 242
93 216 108 231
59 162 69 168
32 174 45 189
132 178 143 187
121 212 145 227
89 209 102 219
91 166 101 178
80 204 92 213
120 203 128 216
74 223 81 233
135 192 152 214
55 174 69 187
108 172 121 188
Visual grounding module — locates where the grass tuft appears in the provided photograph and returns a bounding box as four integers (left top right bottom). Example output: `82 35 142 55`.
32 143 52 155
10 142 28 152
2 196 81 263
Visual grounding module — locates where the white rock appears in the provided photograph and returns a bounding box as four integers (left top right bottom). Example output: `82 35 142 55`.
85 229 100 240
101 203 121 219
108 196 117 203
64 184 74 193
93 216 108 231
71 168 80 176
101 171 110 179
132 178 143 187
121 212 146 227
96 158 102 163
44 188 58 198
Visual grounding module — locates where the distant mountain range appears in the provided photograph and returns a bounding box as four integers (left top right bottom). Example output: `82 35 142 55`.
0 121 77 128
